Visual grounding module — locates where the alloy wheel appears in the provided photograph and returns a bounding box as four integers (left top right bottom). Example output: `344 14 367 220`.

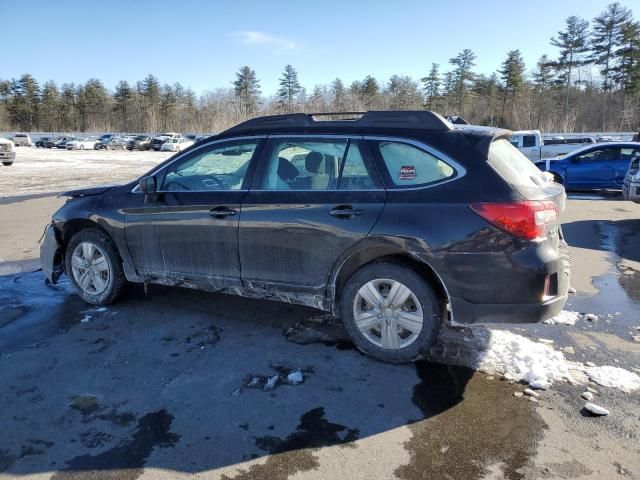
353 278 424 349
71 242 111 295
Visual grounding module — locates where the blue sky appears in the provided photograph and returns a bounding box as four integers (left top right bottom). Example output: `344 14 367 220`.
0 0 626 94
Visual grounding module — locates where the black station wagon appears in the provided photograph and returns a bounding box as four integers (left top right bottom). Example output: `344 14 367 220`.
40 111 570 363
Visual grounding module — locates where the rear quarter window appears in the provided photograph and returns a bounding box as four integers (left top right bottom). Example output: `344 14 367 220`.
488 139 546 189
376 141 455 188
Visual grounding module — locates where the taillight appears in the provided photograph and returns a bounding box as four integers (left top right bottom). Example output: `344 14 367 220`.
470 201 558 240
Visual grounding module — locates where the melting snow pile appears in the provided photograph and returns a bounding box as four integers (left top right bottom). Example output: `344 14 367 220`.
584 365 640 393
543 310 580 325
475 330 573 389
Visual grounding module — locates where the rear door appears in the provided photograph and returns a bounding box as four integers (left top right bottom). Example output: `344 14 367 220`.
238 135 385 300
123 138 263 287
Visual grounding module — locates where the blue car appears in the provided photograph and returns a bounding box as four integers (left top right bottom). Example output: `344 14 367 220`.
534 142 640 190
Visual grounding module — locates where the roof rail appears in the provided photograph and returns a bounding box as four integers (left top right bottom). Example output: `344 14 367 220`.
222 110 453 134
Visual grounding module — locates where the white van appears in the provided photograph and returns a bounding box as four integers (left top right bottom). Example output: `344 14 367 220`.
12 133 32 147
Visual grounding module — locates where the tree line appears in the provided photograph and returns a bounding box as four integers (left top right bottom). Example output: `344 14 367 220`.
1 2 639 134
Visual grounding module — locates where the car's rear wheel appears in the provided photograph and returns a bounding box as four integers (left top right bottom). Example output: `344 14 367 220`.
340 262 443 363
65 229 127 305
2 162 13 166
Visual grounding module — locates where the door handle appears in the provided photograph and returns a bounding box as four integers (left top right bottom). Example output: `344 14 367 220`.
329 205 363 219
209 206 238 217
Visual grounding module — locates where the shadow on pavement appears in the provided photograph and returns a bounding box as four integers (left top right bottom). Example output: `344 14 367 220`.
0 262 540 480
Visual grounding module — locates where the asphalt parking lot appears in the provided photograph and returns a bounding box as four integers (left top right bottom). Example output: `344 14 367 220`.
0 150 639 479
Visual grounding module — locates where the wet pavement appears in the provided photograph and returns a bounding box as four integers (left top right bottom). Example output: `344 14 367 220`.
0 195 639 480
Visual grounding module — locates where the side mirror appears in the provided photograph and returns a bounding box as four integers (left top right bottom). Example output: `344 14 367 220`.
139 175 157 194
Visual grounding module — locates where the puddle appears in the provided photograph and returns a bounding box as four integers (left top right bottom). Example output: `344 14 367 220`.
0 270 86 354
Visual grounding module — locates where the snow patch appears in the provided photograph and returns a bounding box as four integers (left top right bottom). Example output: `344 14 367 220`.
475 330 574 389
543 310 580 325
584 366 640 393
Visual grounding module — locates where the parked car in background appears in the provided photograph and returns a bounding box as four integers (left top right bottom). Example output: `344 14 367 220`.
12 133 32 147
622 149 640 203
151 132 182 151
160 137 194 152
0 137 15 165
128 135 152 151
106 137 128 150
56 137 75 149
40 111 570 364
44 137 61 148
66 138 98 150
534 142 640 190
35 137 53 148
94 134 118 150
510 130 595 161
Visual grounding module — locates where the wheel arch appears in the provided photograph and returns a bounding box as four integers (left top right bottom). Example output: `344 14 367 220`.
329 246 451 318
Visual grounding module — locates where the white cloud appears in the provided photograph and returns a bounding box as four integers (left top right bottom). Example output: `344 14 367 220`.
232 31 297 53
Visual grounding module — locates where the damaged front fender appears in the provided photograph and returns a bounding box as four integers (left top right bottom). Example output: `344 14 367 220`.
40 224 64 283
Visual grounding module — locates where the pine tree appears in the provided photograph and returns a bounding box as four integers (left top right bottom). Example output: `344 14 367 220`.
139 74 161 131
387 75 422 110
40 81 60 131
449 49 477 113
590 3 632 92
550 15 590 118
113 80 134 132
276 65 301 112
360 75 380 109
8 74 41 130
498 50 526 123
233 66 261 116
421 63 440 110
59 83 77 131
330 78 346 111
613 19 640 94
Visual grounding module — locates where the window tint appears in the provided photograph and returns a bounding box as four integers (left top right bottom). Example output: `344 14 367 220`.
338 142 376 190
377 141 454 187
522 135 537 148
575 147 620 162
161 141 258 191
261 138 377 190
488 139 545 188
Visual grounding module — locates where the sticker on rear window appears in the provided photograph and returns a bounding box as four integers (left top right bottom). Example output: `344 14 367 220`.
399 165 416 180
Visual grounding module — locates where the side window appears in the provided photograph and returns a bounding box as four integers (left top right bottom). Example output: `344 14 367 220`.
522 135 537 148
509 137 520 147
576 148 619 163
161 141 259 191
260 138 377 191
377 141 455 187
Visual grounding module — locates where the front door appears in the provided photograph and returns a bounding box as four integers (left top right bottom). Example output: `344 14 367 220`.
238 136 385 301
567 147 617 188
124 138 263 288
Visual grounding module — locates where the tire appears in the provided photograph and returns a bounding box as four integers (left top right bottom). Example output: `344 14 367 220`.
65 228 127 305
340 262 443 364
2 162 13 166
552 173 563 185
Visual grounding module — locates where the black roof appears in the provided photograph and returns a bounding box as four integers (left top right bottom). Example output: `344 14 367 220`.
220 111 454 136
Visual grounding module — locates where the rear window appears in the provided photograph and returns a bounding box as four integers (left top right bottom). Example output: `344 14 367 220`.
488 139 546 188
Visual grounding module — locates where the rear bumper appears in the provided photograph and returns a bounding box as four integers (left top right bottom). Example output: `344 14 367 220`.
444 239 571 325
40 224 64 283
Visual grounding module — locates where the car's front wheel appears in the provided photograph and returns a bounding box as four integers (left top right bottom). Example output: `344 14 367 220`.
65 229 127 305
340 262 443 363
2 161 13 166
